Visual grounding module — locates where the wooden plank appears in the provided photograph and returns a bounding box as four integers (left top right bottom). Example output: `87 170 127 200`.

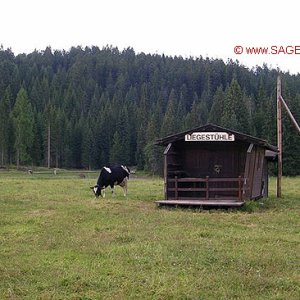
206 188 241 192
168 177 244 183
168 178 207 182
175 176 178 200
208 178 244 182
168 188 207 192
156 200 245 207
166 196 241 200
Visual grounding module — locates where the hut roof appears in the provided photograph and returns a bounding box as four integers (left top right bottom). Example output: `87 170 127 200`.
156 123 278 152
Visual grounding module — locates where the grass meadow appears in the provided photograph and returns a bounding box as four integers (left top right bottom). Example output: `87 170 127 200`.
0 169 299 299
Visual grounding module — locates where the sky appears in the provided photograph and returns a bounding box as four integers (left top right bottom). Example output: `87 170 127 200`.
1 0 299 74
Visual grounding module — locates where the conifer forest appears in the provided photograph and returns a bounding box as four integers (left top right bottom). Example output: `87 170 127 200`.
0 46 299 175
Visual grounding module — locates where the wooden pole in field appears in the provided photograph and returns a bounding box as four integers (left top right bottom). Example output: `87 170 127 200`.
277 76 282 198
47 123 51 168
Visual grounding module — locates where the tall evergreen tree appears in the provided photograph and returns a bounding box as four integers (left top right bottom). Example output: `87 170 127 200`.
208 85 224 125
31 111 44 166
184 92 208 129
136 83 149 169
282 94 300 175
221 79 250 133
52 108 67 168
12 87 34 168
144 113 163 174
82 120 94 170
160 89 178 136
0 87 12 166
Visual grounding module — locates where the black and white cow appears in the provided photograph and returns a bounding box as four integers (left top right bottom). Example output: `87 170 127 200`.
90 165 130 197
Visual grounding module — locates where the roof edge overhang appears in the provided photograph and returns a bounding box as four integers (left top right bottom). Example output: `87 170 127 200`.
155 123 278 152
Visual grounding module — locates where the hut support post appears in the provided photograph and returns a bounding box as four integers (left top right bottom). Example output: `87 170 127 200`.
205 176 209 200
238 176 242 201
175 176 178 200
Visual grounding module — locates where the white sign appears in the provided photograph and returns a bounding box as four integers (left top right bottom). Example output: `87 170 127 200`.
185 132 235 142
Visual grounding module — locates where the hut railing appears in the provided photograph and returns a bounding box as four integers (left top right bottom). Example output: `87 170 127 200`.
168 176 245 201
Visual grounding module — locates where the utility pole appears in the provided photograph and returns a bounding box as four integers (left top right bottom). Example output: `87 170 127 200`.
277 76 282 198
47 122 51 168
276 76 300 198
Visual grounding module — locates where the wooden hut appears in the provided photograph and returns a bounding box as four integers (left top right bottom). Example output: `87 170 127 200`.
155 124 278 207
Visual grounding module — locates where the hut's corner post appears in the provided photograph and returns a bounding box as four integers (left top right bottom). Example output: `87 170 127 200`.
163 143 172 200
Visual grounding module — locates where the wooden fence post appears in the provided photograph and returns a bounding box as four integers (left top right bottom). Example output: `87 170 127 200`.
175 176 178 200
238 176 242 201
206 176 209 200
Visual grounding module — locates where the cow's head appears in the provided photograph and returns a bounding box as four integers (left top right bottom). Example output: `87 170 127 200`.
90 185 102 197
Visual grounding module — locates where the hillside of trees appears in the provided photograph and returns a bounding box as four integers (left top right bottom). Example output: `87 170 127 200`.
0 45 299 175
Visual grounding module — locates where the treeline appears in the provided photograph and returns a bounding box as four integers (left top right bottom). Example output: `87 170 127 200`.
0 45 299 175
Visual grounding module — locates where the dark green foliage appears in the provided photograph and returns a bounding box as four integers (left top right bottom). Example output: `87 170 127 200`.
0 87 12 165
12 88 34 167
221 79 250 133
282 94 300 175
0 46 299 174
208 85 225 126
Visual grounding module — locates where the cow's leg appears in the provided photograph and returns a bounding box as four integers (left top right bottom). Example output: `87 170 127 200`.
119 178 128 196
124 178 128 196
102 188 106 198
110 184 115 196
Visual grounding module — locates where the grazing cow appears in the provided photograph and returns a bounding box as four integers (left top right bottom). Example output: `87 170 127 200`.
90 165 130 197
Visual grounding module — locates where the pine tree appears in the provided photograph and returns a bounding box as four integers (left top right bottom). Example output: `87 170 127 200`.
135 83 149 169
31 111 44 166
160 89 178 136
183 92 207 129
12 87 34 168
208 85 224 125
110 131 123 164
0 87 12 166
282 94 300 175
52 109 67 168
110 106 130 164
221 79 250 132
144 114 163 174
82 120 94 170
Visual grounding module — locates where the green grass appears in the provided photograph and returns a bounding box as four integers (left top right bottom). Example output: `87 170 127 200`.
0 170 299 299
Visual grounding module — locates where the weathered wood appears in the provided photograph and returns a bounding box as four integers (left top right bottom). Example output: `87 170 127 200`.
160 124 276 203
277 76 282 198
168 188 207 192
168 177 244 183
168 178 206 182
205 176 209 200
156 200 245 207
168 176 245 201
175 176 178 200
238 176 242 200
165 196 242 200
168 187 249 192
